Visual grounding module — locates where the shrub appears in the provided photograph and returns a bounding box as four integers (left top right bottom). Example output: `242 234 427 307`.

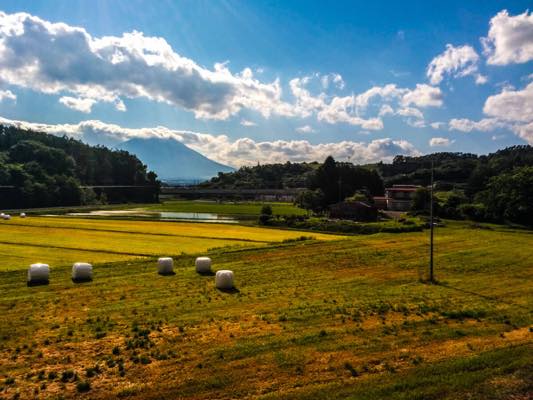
459 203 487 222
76 381 91 393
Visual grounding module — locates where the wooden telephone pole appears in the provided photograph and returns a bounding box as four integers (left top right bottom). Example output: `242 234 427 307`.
429 160 435 282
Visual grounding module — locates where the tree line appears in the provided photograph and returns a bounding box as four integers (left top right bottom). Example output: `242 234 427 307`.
0 125 160 208
202 146 533 227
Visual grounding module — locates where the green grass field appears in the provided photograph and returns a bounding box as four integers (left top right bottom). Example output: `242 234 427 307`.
141 200 308 216
0 218 531 399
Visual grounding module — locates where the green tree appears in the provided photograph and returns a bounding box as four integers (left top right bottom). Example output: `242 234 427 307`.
480 166 533 226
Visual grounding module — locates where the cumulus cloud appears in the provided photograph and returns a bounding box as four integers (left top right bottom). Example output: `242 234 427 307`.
482 82 533 145
483 82 533 123
59 96 97 113
240 119 257 127
448 117 509 132
295 125 315 133
429 137 454 147
320 73 345 90
0 89 16 102
0 116 420 166
512 122 533 144
401 84 443 108
0 11 296 120
482 10 533 65
427 44 486 85
430 122 446 130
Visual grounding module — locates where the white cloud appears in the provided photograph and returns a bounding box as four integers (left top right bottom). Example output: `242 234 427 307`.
430 122 445 130
0 116 420 167
59 96 97 113
0 11 296 121
0 11 448 131
320 73 345 90
483 82 533 123
429 137 454 147
512 122 533 144
427 44 485 85
401 84 443 108
0 89 16 102
378 104 394 116
296 125 315 133
397 107 424 119
482 10 533 65
240 119 257 127
448 117 508 132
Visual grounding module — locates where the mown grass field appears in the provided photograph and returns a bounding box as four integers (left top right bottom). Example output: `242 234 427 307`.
0 219 531 399
141 200 308 216
0 216 339 271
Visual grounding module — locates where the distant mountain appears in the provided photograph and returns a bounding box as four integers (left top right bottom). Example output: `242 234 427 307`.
118 137 234 182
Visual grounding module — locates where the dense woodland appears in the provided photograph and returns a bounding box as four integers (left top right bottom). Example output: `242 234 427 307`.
0 125 159 208
204 146 533 226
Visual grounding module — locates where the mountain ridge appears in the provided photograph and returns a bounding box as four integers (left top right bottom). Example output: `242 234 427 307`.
118 137 234 182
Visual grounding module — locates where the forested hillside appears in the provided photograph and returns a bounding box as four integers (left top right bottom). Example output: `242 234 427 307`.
0 125 159 208
200 146 533 226
200 162 319 189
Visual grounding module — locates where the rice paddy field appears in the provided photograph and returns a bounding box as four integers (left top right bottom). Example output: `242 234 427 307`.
141 200 308 216
0 216 532 399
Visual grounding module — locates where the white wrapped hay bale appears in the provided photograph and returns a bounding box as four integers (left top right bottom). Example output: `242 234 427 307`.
215 270 235 290
195 257 212 274
27 263 50 284
72 262 93 281
157 257 174 275
20 212 26 218
2 214 11 220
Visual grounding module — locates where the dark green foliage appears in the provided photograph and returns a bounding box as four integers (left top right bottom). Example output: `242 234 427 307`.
201 161 317 189
258 204 273 225
309 156 384 207
458 203 487 222
76 381 91 393
295 189 325 212
0 124 159 208
479 166 533 226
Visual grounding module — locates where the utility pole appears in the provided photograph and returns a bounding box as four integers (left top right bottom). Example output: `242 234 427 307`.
429 160 435 283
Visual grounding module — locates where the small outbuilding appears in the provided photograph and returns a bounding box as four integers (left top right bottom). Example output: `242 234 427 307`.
329 201 378 222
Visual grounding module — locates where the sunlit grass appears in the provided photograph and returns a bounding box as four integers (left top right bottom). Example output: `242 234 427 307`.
0 216 341 270
0 221 531 399
140 200 308 216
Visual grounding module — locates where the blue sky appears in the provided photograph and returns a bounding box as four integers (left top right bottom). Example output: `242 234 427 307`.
0 0 532 166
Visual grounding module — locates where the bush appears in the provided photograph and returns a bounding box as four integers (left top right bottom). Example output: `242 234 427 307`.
76 381 91 393
459 203 487 222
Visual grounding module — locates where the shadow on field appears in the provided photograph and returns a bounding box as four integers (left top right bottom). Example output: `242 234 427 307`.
438 282 530 310
72 278 93 284
217 287 240 294
158 271 176 276
197 271 215 276
27 280 49 287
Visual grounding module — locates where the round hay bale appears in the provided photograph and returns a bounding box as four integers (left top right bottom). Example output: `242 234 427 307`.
2 214 11 220
28 263 50 284
215 270 234 290
157 257 174 275
195 257 212 274
20 212 26 218
72 262 93 281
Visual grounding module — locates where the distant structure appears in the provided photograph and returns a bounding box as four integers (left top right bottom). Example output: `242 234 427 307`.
329 200 378 221
373 185 421 211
